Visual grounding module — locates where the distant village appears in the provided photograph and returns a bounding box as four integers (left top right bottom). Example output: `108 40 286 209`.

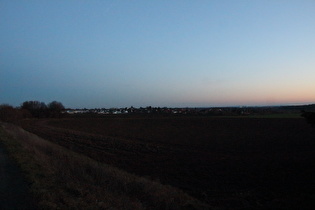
64 104 315 116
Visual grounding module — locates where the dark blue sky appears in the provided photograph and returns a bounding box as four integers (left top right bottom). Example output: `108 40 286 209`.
1 0 315 108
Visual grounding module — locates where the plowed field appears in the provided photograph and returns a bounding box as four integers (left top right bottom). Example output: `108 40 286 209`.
21 116 315 209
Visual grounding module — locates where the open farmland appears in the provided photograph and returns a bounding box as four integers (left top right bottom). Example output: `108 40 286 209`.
21 116 315 209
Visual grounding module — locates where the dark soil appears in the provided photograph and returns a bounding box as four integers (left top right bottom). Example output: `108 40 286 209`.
21 116 315 209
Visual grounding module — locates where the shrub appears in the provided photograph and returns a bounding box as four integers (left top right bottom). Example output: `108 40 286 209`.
0 104 29 122
301 111 315 126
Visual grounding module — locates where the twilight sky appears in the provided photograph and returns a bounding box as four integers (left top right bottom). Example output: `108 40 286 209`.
1 0 315 108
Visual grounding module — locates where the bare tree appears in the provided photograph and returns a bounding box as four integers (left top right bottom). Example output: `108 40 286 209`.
47 101 65 118
21 101 47 118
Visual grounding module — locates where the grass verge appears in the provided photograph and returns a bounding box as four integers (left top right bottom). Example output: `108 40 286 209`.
0 122 209 209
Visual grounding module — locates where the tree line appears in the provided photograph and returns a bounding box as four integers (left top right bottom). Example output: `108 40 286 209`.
0 100 65 122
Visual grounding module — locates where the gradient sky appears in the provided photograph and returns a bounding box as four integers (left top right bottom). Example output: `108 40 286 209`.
1 0 315 108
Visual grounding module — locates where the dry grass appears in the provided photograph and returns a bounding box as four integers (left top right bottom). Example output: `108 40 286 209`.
0 122 209 209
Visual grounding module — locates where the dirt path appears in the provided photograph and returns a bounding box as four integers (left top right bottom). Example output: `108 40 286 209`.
0 142 36 209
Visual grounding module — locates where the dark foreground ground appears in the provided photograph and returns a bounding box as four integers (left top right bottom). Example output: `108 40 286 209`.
0 142 37 209
21 116 315 209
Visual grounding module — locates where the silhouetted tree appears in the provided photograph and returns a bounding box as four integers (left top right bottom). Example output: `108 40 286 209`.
21 101 47 118
47 101 65 118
